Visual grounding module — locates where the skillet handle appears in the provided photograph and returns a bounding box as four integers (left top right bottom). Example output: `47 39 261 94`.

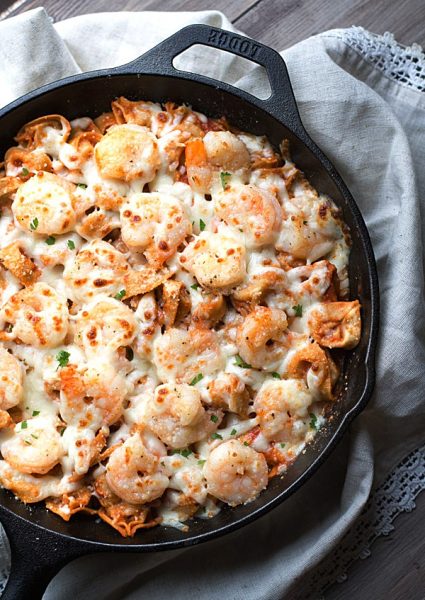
121 24 306 137
0 507 88 600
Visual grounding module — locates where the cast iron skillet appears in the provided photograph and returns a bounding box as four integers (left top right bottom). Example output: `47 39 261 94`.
0 24 379 600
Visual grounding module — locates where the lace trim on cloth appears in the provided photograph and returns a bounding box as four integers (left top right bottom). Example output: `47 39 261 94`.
297 444 425 599
329 26 425 92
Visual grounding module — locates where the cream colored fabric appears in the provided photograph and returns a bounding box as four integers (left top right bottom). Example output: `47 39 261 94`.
0 8 424 599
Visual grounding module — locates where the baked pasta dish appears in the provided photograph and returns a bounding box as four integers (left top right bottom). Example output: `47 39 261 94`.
0 98 361 536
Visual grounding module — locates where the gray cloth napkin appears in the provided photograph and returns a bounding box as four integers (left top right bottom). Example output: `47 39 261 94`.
0 8 424 600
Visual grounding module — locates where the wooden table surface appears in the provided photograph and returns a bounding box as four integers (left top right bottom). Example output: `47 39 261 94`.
1 0 424 598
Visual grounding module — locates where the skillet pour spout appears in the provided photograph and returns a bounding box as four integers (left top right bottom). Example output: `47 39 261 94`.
0 24 379 600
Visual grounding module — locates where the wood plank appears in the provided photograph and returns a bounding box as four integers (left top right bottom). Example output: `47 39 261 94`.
0 0 258 22
325 489 425 600
236 0 425 49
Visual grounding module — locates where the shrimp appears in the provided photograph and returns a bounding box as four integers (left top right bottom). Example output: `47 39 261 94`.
120 193 191 267
12 172 76 235
204 439 268 506
180 232 246 291
215 184 282 248
236 307 288 369
0 282 69 348
63 240 130 304
144 383 222 448
185 132 250 193
1 416 65 475
0 460 78 503
0 346 23 410
308 300 361 349
74 297 138 355
153 326 224 383
106 432 169 504
59 362 130 429
95 124 161 182
253 379 313 443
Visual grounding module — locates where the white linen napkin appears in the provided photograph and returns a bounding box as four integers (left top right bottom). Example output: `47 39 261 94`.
0 8 424 599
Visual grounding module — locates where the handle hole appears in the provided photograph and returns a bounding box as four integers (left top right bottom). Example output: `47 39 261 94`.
172 45 272 100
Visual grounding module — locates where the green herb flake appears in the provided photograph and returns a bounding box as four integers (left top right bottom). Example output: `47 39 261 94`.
30 217 39 231
77 183 88 189
280 443 286 449
197 459 206 467
199 219 206 232
20 421 28 430
309 413 318 430
233 354 252 369
56 350 70 369
67 240 75 250
220 171 231 190
31 433 39 440
125 347 134 361
210 414 219 423
211 433 223 440
32 410 40 417
293 304 303 317
114 289 126 301
230 428 237 436
60 427 66 436
45 236 56 245
24 439 32 445
243 441 249 446
21 167 29 177
271 372 281 379
190 373 203 386
171 448 192 458
190 283 199 291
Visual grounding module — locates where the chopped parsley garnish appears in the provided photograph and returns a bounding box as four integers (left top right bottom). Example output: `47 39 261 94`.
230 428 237 436
67 240 75 250
20 421 28 430
271 372 281 379
30 217 39 231
32 410 40 417
21 167 29 177
60 427 66 436
125 347 134 361
309 413 318 430
293 304 303 317
114 289 126 301
31 433 39 440
56 350 70 369
303 220 308 225
24 439 31 445
171 448 192 458
199 219 206 231
220 171 231 190
190 373 204 386
243 441 249 446
197 459 206 467
233 354 252 369
210 414 219 423
211 433 223 440
45 236 56 245
190 283 199 291
77 183 87 189
280 443 286 449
